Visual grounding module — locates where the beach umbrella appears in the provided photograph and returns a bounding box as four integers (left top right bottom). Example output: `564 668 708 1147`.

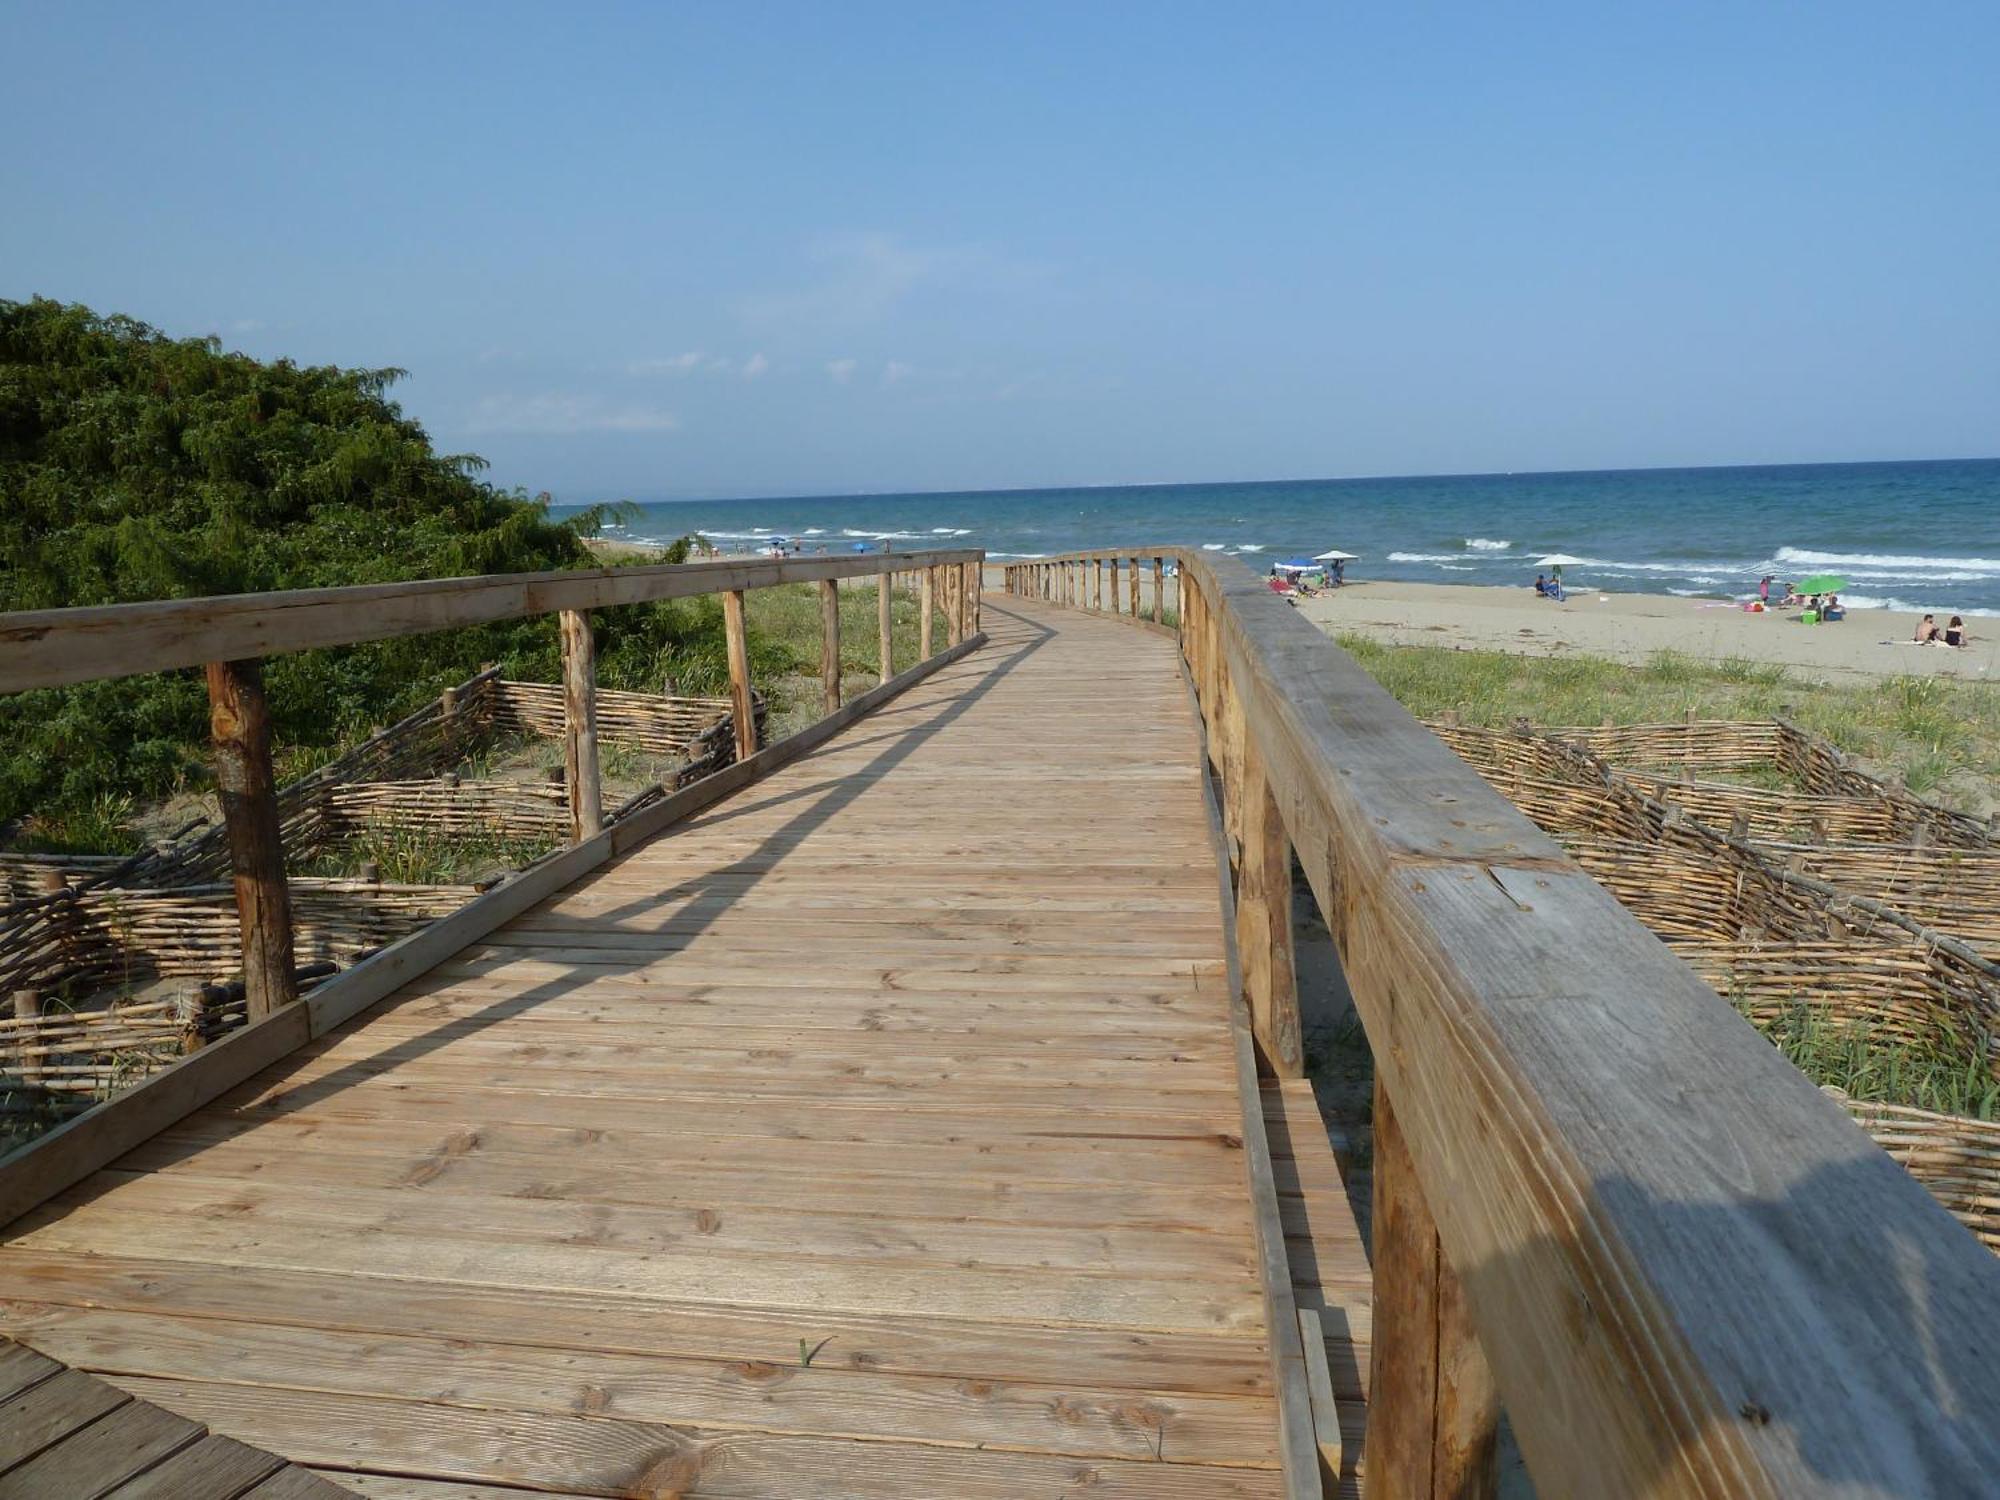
1795 573 1845 594
1536 553 1588 567
1313 549 1358 561
851 542 871 553
1281 558 1319 570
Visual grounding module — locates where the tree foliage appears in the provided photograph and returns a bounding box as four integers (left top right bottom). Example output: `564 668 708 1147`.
0 297 703 843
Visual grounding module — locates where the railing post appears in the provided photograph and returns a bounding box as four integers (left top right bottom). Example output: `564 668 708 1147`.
1367 1079 1501 1499
920 566 936 659
1107 556 1119 615
722 589 756 763
1129 555 1141 617
1236 733 1302 1077
820 578 841 714
878 568 894 685
1153 556 1166 624
946 565 963 648
205 657 297 1021
1094 556 1104 612
558 608 602 841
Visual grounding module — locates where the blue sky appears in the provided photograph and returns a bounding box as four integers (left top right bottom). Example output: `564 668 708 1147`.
5 2 1996 500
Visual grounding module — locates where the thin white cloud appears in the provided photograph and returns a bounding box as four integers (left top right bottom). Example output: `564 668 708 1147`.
741 352 770 379
628 352 706 376
826 359 859 385
466 393 680 435
882 360 913 386
229 318 265 334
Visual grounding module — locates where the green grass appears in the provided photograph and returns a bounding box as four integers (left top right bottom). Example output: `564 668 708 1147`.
299 828 557 886
1741 1001 1998 1121
1334 633 2000 816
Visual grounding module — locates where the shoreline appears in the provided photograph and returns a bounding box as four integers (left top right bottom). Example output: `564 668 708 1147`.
1293 580 1996 684
587 538 1993 684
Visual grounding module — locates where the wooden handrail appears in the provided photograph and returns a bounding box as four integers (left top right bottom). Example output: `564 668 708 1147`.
1009 548 2000 1499
0 548 982 694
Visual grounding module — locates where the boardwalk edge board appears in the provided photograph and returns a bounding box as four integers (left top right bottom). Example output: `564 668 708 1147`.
1180 648 1323 1500
0 633 986 1232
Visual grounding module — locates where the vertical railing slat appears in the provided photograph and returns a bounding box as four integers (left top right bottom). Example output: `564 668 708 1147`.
722 589 756 763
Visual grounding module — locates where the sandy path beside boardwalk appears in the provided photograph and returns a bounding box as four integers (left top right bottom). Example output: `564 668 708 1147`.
1291 580 1997 684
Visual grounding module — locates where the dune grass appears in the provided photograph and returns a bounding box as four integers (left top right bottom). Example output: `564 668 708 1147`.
1334 634 2000 816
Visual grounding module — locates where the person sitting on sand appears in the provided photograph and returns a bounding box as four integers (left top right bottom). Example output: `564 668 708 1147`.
1945 615 1972 648
1822 593 1844 621
1915 614 1941 643
1779 582 1803 607
1533 573 1549 596
1547 576 1567 603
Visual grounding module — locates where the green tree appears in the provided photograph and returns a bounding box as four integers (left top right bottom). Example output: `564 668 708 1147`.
0 297 702 843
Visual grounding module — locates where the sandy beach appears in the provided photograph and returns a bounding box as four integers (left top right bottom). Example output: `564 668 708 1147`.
1291 580 1997 684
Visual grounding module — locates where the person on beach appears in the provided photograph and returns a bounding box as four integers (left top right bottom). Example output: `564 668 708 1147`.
1945 615 1972 648
1759 575 1773 605
1534 573 1549 596
1915 614 1941 644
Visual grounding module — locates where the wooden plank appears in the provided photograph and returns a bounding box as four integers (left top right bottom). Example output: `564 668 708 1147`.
0 1343 61 1405
104 1378 1285 1500
240 1470 359 1499
557 608 601 842
103 1434 284 1499
0 1367 129 1472
204 658 296 1021
0 548 982 693
721 587 756 762
1298 1307 1344 1490
0 1398 200 1498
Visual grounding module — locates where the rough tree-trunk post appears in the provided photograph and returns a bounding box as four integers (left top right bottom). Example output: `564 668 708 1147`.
1367 1080 1502 1499
945 565 963 649
1153 556 1166 624
1130 554 1141 617
820 578 842 715
11 991 40 1086
205 658 297 1021
920 567 937 660
559 608 602 842
878 569 894 685
722 589 756 763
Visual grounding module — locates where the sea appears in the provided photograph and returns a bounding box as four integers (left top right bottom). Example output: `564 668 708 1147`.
568 457 2000 617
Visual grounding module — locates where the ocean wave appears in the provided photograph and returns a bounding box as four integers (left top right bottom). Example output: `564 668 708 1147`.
1237 544 1265 552
840 528 927 540
930 527 971 535
1464 537 1511 551
1832 594 2000 617
1387 551 1460 563
1201 543 1227 551
1773 546 2000 574
1438 564 1474 571
801 528 826 535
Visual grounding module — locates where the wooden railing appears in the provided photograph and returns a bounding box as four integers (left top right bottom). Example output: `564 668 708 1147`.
1008 550 2000 1499
0 549 983 1219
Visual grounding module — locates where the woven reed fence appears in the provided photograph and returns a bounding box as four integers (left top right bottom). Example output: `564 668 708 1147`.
486 680 745 756
1765 844 2000 961
1832 1092 2000 1252
1536 717 1994 848
318 779 573 842
1428 722 2000 1067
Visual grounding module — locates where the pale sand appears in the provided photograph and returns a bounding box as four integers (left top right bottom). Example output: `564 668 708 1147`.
1292 581 1997 684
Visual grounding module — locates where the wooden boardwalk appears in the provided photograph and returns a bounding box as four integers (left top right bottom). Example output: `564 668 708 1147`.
0 596 1365 1497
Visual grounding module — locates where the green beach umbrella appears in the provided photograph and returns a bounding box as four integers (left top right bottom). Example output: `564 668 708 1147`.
1795 573 1846 594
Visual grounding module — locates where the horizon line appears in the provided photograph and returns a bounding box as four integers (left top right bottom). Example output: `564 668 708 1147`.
550 452 2000 510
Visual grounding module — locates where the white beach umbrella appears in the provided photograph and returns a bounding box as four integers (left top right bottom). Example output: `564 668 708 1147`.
1536 553 1588 567
1313 549 1359 561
